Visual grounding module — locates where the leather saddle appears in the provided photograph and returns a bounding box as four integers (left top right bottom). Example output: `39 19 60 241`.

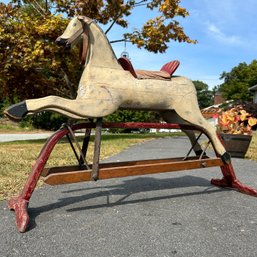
118 57 180 80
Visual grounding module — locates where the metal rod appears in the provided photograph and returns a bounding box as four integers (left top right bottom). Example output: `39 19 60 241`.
199 140 211 160
65 124 90 169
183 132 203 160
66 133 81 165
91 118 103 180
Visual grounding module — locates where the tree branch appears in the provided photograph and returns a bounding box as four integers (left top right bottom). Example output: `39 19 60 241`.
33 0 47 14
105 18 117 35
135 0 148 5
134 0 149 7
29 2 45 16
104 1 149 35
110 39 128 44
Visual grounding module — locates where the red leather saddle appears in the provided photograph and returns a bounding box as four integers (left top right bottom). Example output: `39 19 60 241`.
118 57 180 80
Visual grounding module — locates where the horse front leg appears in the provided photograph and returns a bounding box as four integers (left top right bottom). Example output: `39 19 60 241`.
4 101 84 121
5 95 120 120
4 101 28 121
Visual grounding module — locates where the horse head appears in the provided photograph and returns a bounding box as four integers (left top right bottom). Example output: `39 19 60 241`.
56 16 92 65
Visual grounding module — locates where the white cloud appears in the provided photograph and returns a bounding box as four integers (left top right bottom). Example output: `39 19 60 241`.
207 23 242 45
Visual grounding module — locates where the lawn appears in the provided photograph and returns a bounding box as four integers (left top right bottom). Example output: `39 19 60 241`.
245 131 257 161
0 132 181 201
0 131 256 201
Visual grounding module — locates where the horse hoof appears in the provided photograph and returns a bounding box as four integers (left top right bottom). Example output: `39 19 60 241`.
221 152 231 164
4 101 28 121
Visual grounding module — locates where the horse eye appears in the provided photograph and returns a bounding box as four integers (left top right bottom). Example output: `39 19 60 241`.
73 22 77 27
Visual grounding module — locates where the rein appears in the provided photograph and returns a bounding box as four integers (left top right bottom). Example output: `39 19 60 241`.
79 30 89 66
66 25 89 66
77 17 92 66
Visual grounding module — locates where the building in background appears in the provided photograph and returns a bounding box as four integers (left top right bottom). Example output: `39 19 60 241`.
201 92 226 127
249 85 257 103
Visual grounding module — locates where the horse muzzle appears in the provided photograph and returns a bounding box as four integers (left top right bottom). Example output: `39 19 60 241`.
55 37 71 49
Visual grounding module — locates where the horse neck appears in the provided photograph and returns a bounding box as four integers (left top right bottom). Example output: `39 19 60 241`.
86 22 121 69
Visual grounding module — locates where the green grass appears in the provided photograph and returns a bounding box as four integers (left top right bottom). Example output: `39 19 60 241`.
0 132 182 201
0 120 38 133
246 131 257 161
0 131 256 202
0 123 33 132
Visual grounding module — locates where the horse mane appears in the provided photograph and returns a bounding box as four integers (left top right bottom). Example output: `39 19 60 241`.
77 16 93 25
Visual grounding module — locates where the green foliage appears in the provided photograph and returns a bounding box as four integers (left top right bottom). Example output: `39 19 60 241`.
30 112 68 131
219 60 257 101
193 80 213 108
0 95 21 116
105 110 154 122
0 3 81 102
104 110 160 132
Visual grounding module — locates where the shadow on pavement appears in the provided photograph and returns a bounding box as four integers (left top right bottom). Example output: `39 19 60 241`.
27 175 226 231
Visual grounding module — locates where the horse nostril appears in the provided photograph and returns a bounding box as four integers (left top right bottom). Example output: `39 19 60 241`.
55 37 67 46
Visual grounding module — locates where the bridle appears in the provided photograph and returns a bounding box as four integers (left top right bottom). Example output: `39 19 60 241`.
79 28 89 66
77 16 92 66
66 17 92 66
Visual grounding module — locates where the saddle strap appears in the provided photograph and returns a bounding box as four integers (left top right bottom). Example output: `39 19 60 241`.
135 70 170 80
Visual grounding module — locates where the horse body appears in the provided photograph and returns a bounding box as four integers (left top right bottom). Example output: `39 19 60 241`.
75 18 196 113
5 16 226 157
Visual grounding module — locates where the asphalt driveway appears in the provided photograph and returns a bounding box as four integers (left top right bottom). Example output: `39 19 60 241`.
1 136 257 257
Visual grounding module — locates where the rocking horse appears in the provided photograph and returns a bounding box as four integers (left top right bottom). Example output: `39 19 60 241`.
4 16 257 233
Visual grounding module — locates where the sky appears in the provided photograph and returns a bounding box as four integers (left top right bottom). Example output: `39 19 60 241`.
105 0 257 88
2 0 257 88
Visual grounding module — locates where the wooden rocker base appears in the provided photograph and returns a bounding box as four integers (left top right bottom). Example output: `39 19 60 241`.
42 156 223 185
7 121 257 232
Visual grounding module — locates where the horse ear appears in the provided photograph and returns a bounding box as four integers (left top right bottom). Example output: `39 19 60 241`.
77 16 84 21
77 16 92 24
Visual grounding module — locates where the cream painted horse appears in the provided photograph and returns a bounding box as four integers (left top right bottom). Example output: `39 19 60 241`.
4 16 228 160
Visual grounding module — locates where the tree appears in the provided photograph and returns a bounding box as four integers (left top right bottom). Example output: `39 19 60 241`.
0 0 196 103
53 0 197 53
193 80 213 109
103 109 160 132
219 60 257 101
0 2 81 103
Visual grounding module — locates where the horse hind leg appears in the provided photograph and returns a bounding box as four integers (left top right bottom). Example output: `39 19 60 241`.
172 102 257 197
172 102 227 158
161 110 204 156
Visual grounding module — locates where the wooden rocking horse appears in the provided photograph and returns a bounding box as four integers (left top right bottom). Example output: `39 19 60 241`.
4 16 257 233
